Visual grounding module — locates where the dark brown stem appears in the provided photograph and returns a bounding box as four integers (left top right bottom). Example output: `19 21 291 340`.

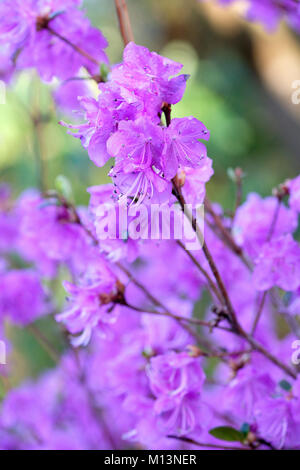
205 197 252 270
122 300 231 332
68 194 297 379
176 240 224 305
173 180 241 333
162 103 172 127
244 332 296 379
114 0 134 46
267 196 281 241
251 291 267 336
250 197 282 334
172 179 297 379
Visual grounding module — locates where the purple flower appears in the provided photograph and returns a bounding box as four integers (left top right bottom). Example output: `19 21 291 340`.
0 47 15 83
0 270 49 326
107 117 164 174
147 351 206 435
56 261 120 346
180 158 214 205
0 189 19 255
255 397 300 449
253 234 300 292
233 193 297 258
61 83 138 167
107 117 172 205
109 170 172 206
17 191 90 277
221 366 276 423
111 42 189 116
246 0 282 31
53 79 94 117
0 353 120 449
88 184 140 262
0 0 108 81
162 117 210 179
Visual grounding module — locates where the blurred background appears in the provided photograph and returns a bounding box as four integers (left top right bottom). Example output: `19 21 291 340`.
1 0 300 386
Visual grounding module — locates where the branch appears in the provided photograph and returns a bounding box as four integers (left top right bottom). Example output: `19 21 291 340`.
114 0 134 46
176 240 224 306
172 179 297 380
204 197 252 270
173 179 241 333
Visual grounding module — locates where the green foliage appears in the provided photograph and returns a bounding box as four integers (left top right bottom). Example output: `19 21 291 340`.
209 426 245 443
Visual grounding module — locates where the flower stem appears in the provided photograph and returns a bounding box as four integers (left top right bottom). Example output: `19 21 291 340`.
176 239 224 305
114 0 134 46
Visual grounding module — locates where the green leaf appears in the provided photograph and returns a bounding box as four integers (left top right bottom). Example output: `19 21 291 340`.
209 426 245 443
279 379 292 391
55 175 73 202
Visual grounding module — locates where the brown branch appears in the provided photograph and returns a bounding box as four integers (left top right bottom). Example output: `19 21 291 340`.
176 240 224 306
122 299 231 332
63 194 297 379
172 179 297 380
204 197 252 270
250 197 282 334
173 180 241 333
114 0 134 46
251 291 267 336
244 332 296 379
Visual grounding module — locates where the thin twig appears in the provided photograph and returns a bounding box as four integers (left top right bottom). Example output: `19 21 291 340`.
205 198 252 270
267 196 281 241
114 0 134 46
70 195 298 379
172 179 297 379
244 332 296 379
176 240 224 305
251 292 267 336
250 197 282 335
173 180 241 333
123 300 231 332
